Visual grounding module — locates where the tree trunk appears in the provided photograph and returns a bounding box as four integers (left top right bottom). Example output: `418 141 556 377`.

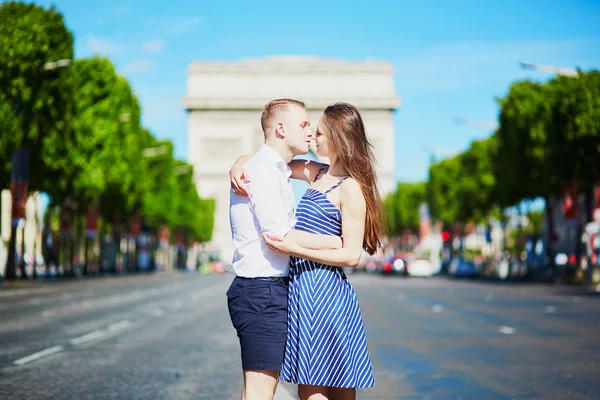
20 218 27 279
84 233 89 275
583 188 594 282
32 226 38 280
69 233 75 276
5 225 18 279
544 196 555 279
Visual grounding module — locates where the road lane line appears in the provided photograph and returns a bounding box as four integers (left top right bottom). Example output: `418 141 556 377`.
41 309 57 317
498 326 516 335
152 309 164 317
14 345 64 365
544 306 557 314
108 320 131 333
69 330 107 345
171 301 183 309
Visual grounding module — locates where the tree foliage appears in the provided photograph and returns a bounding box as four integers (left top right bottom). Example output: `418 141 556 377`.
0 2 215 279
384 182 426 235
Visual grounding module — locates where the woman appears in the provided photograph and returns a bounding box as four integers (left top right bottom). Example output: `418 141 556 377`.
231 103 383 400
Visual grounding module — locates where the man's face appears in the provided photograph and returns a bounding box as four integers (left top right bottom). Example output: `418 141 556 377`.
283 105 313 156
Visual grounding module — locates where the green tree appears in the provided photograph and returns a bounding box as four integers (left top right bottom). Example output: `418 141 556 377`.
384 182 426 235
171 161 215 243
494 80 555 208
548 71 600 218
0 2 74 279
455 136 497 222
427 156 462 225
140 139 177 229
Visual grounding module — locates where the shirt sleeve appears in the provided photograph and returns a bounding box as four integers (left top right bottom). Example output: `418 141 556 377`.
247 165 295 237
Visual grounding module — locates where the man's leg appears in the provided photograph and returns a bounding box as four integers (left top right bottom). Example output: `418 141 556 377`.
228 278 288 400
243 370 279 400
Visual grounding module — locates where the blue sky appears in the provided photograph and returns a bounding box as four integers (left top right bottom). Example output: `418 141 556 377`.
30 0 600 184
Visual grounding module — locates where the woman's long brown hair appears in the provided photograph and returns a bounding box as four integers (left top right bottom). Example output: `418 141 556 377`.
322 103 384 255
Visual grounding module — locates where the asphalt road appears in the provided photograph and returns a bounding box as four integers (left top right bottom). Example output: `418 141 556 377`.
1 272 599 399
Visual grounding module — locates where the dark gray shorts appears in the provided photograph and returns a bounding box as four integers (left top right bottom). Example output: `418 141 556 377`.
226 276 288 371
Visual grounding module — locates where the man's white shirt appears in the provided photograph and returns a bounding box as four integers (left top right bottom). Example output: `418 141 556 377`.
229 144 296 278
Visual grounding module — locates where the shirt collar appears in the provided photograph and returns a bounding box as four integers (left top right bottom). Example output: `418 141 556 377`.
259 144 292 178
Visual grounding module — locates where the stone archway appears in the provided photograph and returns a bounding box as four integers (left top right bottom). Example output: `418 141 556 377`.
182 56 401 262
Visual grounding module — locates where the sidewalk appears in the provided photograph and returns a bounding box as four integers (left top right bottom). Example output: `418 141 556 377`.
0 270 180 298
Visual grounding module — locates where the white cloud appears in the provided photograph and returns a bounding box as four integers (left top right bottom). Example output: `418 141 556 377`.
122 59 155 74
393 39 585 93
86 36 131 55
87 36 113 54
162 16 203 35
143 40 166 53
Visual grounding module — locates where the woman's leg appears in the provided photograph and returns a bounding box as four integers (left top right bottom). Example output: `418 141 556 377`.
328 387 356 400
298 384 329 400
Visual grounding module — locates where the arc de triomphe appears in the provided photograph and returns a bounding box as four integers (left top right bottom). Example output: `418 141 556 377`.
182 56 401 262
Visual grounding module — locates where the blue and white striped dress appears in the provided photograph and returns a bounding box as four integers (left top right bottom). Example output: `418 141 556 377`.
280 169 375 388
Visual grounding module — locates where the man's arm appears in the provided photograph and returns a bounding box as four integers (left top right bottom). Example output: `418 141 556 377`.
247 165 342 250
247 165 296 238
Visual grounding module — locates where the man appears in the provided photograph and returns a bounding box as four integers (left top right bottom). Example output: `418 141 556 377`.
227 99 340 400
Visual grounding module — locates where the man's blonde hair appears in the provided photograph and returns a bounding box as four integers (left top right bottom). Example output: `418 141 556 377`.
260 99 306 136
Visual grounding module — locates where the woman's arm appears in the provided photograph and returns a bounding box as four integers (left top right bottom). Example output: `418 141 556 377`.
264 178 366 267
229 154 252 197
285 230 342 250
231 156 326 197
288 160 325 182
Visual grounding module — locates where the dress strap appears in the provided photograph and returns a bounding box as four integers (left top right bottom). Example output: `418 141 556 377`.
313 164 328 182
324 176 350 194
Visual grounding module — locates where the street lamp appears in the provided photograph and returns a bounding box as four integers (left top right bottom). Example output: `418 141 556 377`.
173 165 192 175
43 59 72 71
142 145 169 158
519 61 578 77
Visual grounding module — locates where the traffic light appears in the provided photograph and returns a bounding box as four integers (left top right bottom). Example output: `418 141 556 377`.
441 231 450 242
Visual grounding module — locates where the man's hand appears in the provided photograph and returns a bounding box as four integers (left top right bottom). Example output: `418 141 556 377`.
230 157 251 197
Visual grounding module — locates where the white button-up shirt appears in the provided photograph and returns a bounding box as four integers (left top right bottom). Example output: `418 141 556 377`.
229 144 296 277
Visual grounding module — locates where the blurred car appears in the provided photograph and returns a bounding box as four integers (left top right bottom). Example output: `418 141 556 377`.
381 256 407 276
448 257 479 277
406 257 436 277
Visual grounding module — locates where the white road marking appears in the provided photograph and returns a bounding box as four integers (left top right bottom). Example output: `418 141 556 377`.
69 330 107 345
41 310 57 318
152 309 164 317
171 301 183 309
498 326 516 335
431 304 443 313
108 320 131 333
544 306 557 314
14 345 64 365
70 320 132 346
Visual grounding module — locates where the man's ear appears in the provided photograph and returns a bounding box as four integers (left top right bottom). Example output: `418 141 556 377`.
275 122 286 138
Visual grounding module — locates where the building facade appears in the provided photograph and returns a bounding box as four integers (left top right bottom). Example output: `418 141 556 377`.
182 56 401 262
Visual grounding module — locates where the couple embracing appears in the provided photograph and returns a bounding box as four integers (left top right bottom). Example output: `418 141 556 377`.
227 99 383 400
